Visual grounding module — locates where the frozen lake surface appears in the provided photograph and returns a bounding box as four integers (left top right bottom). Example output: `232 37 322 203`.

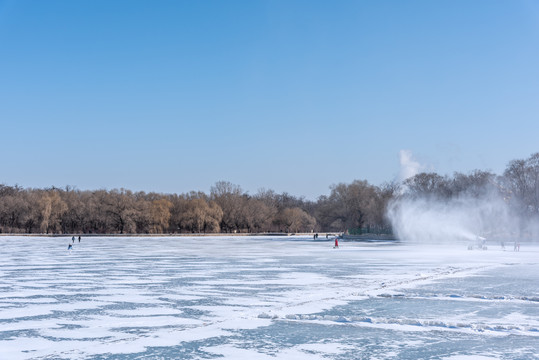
1 236 538 359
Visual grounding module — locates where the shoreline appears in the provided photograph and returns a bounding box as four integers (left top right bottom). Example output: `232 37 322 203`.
0 232 340 238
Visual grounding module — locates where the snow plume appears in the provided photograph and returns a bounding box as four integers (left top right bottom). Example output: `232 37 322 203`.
390 149 515 243
387 192 513 244
399 150 422 181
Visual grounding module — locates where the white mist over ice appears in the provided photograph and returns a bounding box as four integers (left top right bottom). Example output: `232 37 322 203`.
387 194 512 243
389 150 514 243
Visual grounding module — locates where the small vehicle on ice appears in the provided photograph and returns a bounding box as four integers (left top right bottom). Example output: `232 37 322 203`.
467 236 487 250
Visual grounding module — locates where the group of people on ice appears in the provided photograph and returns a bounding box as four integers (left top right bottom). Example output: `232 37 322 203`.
67 236 82 250
500 241 521 251
312 232 340 248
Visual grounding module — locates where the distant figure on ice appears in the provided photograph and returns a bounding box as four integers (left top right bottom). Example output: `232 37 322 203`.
334 238 339 249
72 236 75 243
78 236 81 242
68 243 73 251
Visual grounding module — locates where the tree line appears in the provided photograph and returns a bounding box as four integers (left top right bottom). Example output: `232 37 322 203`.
401 152 539 215
1 152 538 235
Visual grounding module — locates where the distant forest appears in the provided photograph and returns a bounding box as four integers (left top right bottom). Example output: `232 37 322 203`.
1 152 538 235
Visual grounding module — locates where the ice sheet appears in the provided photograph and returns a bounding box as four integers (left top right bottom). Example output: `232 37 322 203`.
0 236 538 359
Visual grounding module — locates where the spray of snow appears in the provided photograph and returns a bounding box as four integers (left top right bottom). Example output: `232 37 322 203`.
387 194 512 243
388 150 514 243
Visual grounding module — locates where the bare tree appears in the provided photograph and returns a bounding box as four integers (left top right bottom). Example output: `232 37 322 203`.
403 172 451 199
315 180 380 232
503 153 539 217
149 198 173 233
38 190 68 234
210 181 245 232
179 198 223 233
244 198 276 233
103 189 136 234
275 207 315 233
450 170 497 198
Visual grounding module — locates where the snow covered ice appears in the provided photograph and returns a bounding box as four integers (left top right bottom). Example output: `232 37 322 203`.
1 236 538 359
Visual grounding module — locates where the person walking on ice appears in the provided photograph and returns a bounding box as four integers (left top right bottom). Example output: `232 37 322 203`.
334 237 339 249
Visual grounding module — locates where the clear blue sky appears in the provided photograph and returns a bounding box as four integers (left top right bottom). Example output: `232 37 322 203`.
1 1 538 199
